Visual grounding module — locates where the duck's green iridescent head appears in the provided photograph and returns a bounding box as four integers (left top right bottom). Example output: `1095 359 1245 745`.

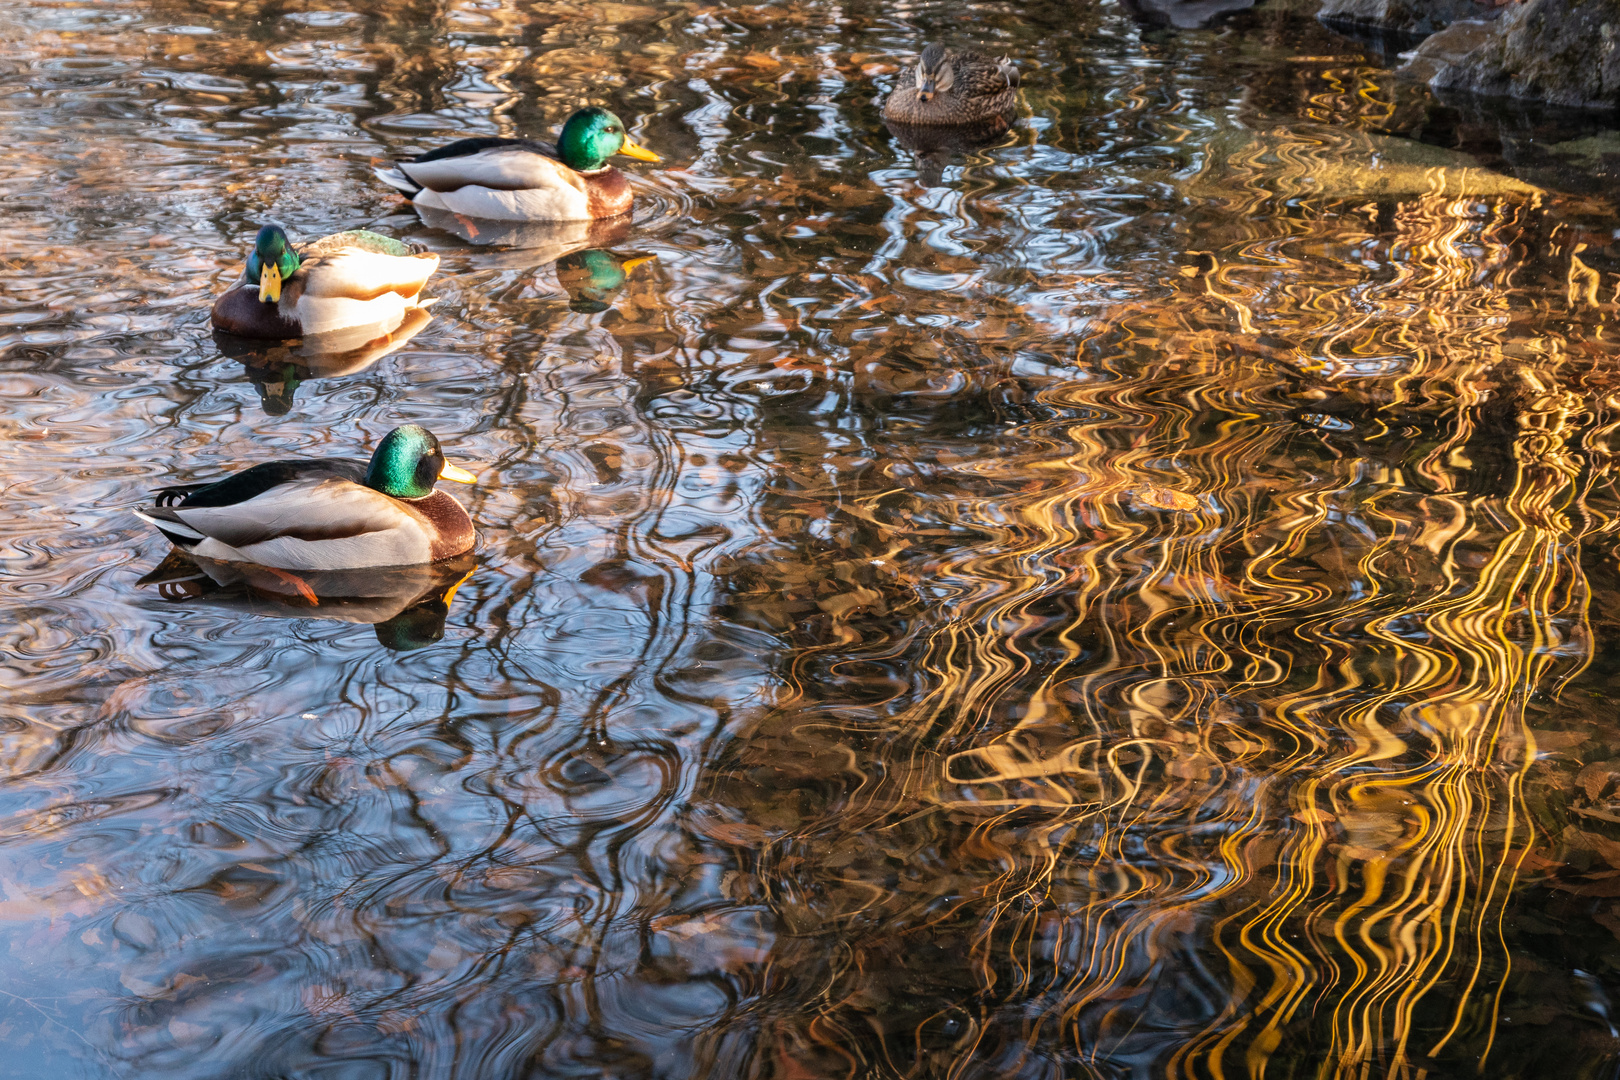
556 107 660 173
364 424 477 500
245 225 301 304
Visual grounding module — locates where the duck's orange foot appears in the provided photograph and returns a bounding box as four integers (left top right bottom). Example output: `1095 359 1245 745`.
264 566 318 606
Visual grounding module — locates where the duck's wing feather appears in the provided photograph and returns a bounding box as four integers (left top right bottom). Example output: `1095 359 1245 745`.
141 471 436 569
395 140 587 195
170 459 367 508
955 51 1019 96
172 477 408 550
413 136 559 163
299 231 420 258
294 246 439 303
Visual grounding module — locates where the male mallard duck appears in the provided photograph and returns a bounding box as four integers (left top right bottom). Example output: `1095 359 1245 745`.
211 225 439 341
373 106 660 222
133 424 476 571
880 44 1018 128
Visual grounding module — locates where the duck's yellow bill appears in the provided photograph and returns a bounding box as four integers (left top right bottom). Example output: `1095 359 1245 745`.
258 263 283 304
621 255 657 275
617 138 660 163
439 462 477 484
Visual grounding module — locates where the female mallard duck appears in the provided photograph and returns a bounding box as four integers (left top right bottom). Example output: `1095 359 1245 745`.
880 44 1018 128
373 106 660 222
133 424 477 571
211 225 439 341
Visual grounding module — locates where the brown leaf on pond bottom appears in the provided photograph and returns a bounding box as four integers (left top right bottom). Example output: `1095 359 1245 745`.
1131 484 1200 512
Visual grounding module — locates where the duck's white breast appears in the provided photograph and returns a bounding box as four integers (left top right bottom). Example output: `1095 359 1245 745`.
412 184 593 222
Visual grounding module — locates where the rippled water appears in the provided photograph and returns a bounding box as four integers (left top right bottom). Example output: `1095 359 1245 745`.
5 0 1620 1075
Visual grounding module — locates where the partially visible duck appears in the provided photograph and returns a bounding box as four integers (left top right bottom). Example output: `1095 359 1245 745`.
374 106 660 222
133 424 477 571
211 225 439 341
880 44 1018 128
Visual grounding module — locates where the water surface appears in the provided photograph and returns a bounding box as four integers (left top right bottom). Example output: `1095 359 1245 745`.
4 0 1620 1076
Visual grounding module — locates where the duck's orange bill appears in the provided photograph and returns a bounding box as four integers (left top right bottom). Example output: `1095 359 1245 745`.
440 462 477 483
621 256 657 275
617 138 660 163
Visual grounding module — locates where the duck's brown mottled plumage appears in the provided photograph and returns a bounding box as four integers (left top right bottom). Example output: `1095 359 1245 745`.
881 44 1019 128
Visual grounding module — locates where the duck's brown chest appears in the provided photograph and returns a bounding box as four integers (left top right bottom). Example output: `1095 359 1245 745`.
584 168 633 218
406 491 477 561
211 282 303 340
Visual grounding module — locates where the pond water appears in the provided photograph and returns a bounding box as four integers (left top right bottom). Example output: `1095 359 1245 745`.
4 0 1620 1076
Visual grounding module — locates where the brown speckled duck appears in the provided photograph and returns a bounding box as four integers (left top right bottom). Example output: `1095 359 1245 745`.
881 44 1019 128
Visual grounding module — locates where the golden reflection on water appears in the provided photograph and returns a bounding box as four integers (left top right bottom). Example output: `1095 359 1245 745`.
2 0 1620 1077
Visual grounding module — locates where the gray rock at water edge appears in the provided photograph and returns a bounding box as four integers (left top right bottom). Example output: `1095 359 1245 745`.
1317 0 1490 36
1120 0 1267 29
1396 0 1620 109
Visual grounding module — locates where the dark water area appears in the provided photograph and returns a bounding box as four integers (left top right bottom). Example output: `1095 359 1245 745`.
5 0 1620 1076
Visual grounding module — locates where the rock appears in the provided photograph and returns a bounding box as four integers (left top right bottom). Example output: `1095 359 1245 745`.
1120 0 1265 28
1181 122 1547 201
1317 0 1487 35
1397 0 1620 109
1395 18 1503 83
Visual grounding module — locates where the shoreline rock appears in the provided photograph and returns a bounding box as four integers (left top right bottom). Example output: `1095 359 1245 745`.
1317 0 1489 36
1396 0 1620 109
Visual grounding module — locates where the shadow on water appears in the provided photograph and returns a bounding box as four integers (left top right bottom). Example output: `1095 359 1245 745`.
137 550 477 650
4 0 1620 1077
214 308 436 415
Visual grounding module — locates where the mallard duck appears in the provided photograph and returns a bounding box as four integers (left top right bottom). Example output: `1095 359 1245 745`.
211 225 439 341
880 44 1018 128
373 106 660 222
133 424 477 571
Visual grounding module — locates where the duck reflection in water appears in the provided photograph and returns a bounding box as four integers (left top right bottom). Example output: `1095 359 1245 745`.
215 305 435 415
408 208 653 313
556 249 656 313
883 116 1018 187
137 550 476 651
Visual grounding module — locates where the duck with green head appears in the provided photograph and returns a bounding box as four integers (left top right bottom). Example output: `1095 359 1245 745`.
374 106 661 222
133 424 477 571
211 224 440 341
